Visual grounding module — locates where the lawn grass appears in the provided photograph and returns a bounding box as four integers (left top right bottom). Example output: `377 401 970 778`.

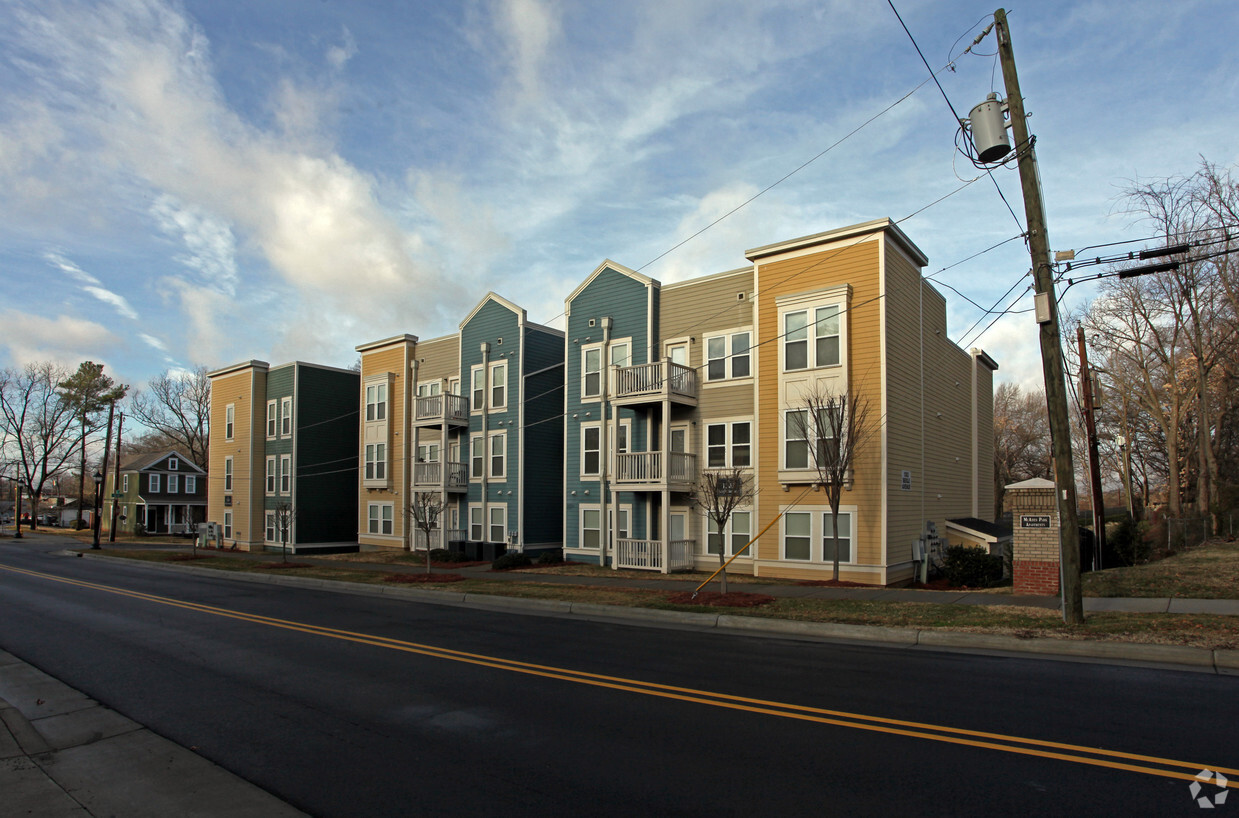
1082 538 1239 599
91 548 1239 650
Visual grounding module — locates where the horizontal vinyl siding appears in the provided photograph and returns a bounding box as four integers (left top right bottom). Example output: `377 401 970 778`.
359 344 408 547
462 298 521 537
417 335 460 386
755 238 884 579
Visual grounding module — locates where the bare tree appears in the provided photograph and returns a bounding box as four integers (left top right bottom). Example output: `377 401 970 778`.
692 467 754 595
410 491 445 571
127 367 210 469
993 382 1053 517
791 386 874 581
275 500 294 563
0 362 78 529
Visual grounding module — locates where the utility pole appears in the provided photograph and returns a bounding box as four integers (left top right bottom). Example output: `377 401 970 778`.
109 412 124 543
1077 328 1106 570
994 8 1084 623
92 401 116 549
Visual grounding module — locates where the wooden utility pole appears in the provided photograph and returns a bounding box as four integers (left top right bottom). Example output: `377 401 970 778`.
1077 328 1106 570
994 8 1084 623
109 412 124 543
92 402 115 549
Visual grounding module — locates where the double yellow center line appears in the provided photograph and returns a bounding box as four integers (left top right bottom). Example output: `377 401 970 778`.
3 561 1235 788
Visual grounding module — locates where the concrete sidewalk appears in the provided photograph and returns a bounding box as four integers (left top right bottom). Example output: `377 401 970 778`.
0 650 302 817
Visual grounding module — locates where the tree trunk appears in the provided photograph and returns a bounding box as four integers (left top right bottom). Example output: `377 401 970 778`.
718 551 727 595
76 415 86 528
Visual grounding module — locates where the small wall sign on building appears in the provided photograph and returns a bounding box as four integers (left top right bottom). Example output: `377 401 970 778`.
901 470 912 491
1020 514 1051 528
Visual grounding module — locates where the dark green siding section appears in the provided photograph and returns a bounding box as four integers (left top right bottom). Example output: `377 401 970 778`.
293 365 359 543
522 362 564 545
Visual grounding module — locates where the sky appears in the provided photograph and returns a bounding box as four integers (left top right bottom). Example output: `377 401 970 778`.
1 0 1237 400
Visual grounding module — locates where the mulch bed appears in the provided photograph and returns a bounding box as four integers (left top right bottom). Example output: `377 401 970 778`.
259 561 315 570
665 591 775 608
169 553 212 562
383 572 466 584
794 579 871 587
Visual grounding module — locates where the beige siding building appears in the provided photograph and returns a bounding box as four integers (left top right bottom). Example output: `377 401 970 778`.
206 361 269 550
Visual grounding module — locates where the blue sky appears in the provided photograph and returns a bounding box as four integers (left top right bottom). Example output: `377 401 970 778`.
1 0 1236 396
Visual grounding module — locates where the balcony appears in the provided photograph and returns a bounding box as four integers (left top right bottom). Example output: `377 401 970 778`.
613 451 697 492
611 360 697 407
413 393 469 427
412 461 469 492
615 538 695 572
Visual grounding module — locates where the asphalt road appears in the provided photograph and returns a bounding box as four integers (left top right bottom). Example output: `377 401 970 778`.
0 538 1234 816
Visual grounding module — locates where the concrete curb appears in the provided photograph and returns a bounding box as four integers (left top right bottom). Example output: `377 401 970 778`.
76 551 1239 673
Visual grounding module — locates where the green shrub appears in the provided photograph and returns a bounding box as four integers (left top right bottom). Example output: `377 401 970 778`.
1106 516 1149 566
942 545 1003 588
492 552 532 570
536 550 563 565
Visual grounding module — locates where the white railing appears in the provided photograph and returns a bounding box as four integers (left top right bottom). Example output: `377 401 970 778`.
412 461 468 489
613 360 697 401
615 538 696 572
414 393 469 423
614 451 697 485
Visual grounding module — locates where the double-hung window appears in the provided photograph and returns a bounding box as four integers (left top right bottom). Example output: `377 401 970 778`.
223 511 232 540
490 362 506 410
167 474 178 494
266 401 277 438
223 457 233 492
185 475 196 494
471 435 484 479
266 456 277 494
469 506 484 541
582 425 600 476
823 512 852 562
365 383 387 421
122 474 129 493
149 474 161 493
280 454 291 493
581 508 601 549
705 331 751 381
489 433 505 479
472 366 486 411
706 421 751 468
783 512 812 560
489 506 506 543
368 503 393 535
281 397 292 436
707 510 752 556
266 512 277 542
225 404 235 440
582 347 602 398
365 444 386 481
784 306 841 370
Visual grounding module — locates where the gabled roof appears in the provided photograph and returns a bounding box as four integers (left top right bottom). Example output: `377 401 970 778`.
118 451 204 474
564 259 658 311
947 517 1013 543
460 291 526 330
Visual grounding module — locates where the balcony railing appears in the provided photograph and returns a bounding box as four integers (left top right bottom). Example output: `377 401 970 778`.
412 461 469 490
615 538 696 572
612 360 697 402
614 451 697 486
414 393 469 424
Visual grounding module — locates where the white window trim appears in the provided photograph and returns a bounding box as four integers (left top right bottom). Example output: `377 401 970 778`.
122 474 129 493
280 454 292 494
580 422 601 479
703 328 754 383
580 343 603 402
225 404 235 441
578 505 602 551
364 443 387 484
364 375 391 422
470 364 486 413
777 286 849 374
167 474 178 494
468 504 484 541
223 457 233 492
149 473 160 493
185 475 196 494
489 361 508 412
265 511 277 543
223 511 233 540
266 456 276 496
489 431 506 481
579 336 632 402
168 457 178 471
488 504 507 543
779 506 856 565
281 396 293 437
704 418 753 470
704 507 754 558
367 502 394 536
266 400 277 439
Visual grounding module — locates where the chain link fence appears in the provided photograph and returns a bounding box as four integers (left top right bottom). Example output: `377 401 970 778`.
1165 513 1238 553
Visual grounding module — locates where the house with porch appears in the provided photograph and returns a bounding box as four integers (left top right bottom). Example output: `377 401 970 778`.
105 451 207 535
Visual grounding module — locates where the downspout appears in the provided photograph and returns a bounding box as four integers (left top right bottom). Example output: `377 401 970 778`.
480 342 490 544
600 317 612 568
441 377 449 550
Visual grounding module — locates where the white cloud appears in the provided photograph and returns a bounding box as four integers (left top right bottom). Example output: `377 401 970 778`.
44 250 139 320
0 311 118 369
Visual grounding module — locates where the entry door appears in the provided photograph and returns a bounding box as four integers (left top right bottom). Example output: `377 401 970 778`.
669 511 686 543
667 342 688 366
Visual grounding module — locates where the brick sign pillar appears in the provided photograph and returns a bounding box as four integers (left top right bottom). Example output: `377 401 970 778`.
1007 478 1060 595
